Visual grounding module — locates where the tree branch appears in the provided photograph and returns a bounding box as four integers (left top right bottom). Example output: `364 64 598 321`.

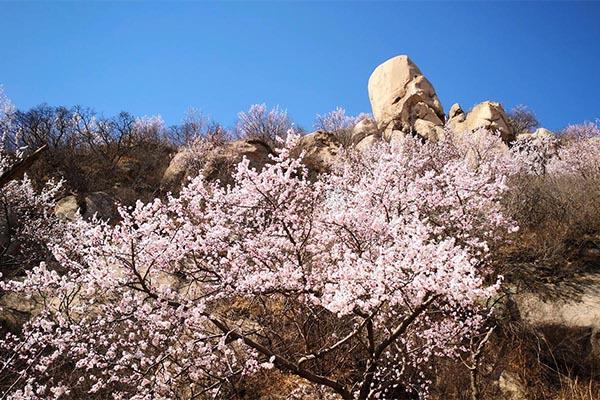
206 314 353 400
0 145 48 189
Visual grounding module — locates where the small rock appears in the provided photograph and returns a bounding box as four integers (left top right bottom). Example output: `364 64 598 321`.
448 103 465 120
498 371 529 400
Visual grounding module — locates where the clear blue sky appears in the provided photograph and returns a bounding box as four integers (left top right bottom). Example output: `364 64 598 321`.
1 2 599 131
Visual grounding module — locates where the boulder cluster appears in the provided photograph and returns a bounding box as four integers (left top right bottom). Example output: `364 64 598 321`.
367 54 527 145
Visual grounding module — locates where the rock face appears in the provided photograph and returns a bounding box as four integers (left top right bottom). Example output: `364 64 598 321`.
161 151 190 190
516 127 555 142
448 101 515 143
293 131 341 176
161 139 274 190
55 192 118 222
368 55 445 141
498 371 529 400
351 117 379 145
514 274 600 375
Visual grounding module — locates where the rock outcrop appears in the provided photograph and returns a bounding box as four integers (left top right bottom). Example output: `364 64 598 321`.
161 150 193 190
351 117 379 145
368 55 445 141
161 139 274 190
514 274 600 375
447 101 516 143
204 140 273 183
292 131 341 176
55 192 118 222
516 127 554 141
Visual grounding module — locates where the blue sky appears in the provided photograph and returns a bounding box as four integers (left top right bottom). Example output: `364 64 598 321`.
0 2 599 131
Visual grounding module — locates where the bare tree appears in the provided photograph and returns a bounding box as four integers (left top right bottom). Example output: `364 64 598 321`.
169 108 230 147
236 103 292 146
507 105 539 134
314 107 369 147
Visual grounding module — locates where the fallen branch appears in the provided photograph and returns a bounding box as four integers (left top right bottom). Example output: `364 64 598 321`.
0 145 48 189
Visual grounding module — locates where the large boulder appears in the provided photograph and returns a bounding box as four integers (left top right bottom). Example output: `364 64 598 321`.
351 117 379 145
447 101 515 144
161 150 190 190
55 192 118 222
293 131 341 176
368 55 445 141
161 139 274 190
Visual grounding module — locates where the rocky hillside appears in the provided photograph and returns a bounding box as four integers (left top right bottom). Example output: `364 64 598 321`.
1 55 600 400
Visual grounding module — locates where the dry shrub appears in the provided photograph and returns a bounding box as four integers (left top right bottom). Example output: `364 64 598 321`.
507 105 539 134
235 370 338 399
429 317 600 400
495 320 600 400
6 105 175 204
553 378 600 400
313 107 370 148
236 103 292 147
503 122 600 280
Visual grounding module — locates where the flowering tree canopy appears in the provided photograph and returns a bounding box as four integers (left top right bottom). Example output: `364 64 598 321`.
0 134 516 399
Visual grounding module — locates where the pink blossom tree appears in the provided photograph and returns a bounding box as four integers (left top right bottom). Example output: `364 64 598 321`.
0 135 515 399
0 89 63 281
